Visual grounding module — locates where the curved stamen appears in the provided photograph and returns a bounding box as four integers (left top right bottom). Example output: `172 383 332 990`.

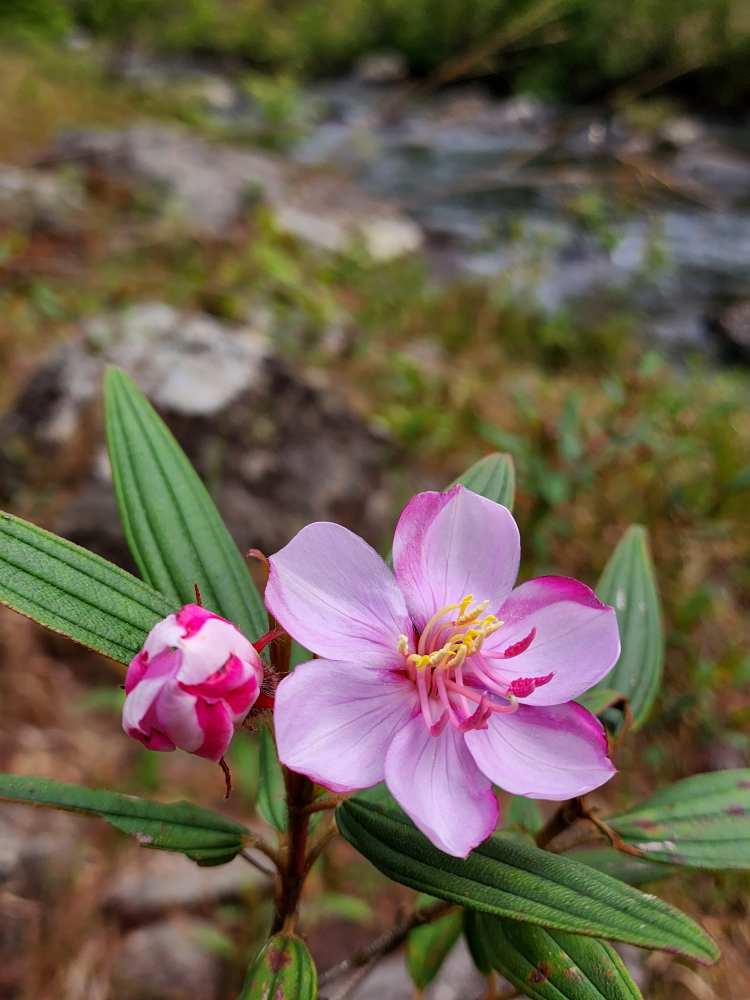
418 601 463 655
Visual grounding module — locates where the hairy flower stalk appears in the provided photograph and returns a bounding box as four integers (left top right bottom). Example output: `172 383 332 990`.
268 485 621 857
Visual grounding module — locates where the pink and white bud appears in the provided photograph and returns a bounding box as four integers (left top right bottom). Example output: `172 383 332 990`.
123 604 263 762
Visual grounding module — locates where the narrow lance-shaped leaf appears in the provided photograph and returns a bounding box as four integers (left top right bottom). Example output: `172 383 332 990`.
0 511 176 664
239 934 317 1000
471 912 642 1000
105 366 266 642
257 724 287 832
562 848 673 887
507 795 544 833
451 452 516 510
336 798 718 965
593 525 663 728
407 902 463 991
0 775 249 866
607 769 750 869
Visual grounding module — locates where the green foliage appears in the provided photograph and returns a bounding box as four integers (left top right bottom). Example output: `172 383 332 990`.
0 0 71 41
607 769 750 869
336 797 719 963
470 912 642 1000
0 510 176 664
506 795 544 833
593 525 664 727
452 451 516 510
105 366 267 641
562 848 673 886
256 724 288 832
576 688 628 718
239 934 317 1000
407 906 464 990
0 774 249 865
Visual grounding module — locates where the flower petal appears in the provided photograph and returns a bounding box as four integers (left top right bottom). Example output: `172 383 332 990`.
480 577 620 705
275 659 416 792
392 485 520 631
194 700 234 762
464 701 615 800
122 648 181 736
153 680 204 754
177 617 258 685
384 715 499 857
267 522 413 662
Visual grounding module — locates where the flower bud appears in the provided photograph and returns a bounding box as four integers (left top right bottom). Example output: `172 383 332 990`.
123 604 263 762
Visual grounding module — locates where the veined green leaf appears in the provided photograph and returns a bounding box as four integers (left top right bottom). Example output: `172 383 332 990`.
239 934 317 1000
336 798 718 964
593 525 663 727
0 511 176 664
562 848 673 886
607 769 750 868
0 774 249 866
105 367 266 641
407 907 463 990
452 452 515 510
464 910 492 976
472 913 642 1000
257 725 287 832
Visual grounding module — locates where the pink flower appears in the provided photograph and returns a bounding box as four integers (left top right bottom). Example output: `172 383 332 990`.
267 485 620 857
123 604 263 762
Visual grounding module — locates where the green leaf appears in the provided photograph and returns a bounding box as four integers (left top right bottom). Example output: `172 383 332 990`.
464 910 492 976
105 366 266 641
593 525 663 727
335 798 718 965
0 511 176 664
471 913 642 1000
451 452 515 510
575 689 627 718
257 725 287 832
239 934 317 1000
407 908 463 990
607 769 750 869
507 796 544 833
0 774 249 866
562 849 673 886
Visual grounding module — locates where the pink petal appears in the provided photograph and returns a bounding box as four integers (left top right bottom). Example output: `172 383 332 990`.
481 577 620 705
178 653 260 719
153 680 204 754
176 603 216 637
274 659 416 793
122 648 182 737
384 715 499 857
177 617 258 685
266 523 413 663
464 701 615 800
194 700 235 762
392 485 520 632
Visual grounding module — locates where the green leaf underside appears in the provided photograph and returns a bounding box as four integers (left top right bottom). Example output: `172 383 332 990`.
407 909 464 990
105 367 266 642
575 689 627 718
0 511 176 664
593 525 663 728
336 799 718 965
257 725 288 832
507 795 545 833
0 775 248 866
471 912 642 1000
607 769 750 868
452 452 516 511
239 934 318 1000
562 849 673 887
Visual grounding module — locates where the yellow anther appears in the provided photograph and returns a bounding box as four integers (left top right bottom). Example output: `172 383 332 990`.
397 634 410 656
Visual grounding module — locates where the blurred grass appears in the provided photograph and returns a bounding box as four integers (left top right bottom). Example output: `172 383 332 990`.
2 0 750 107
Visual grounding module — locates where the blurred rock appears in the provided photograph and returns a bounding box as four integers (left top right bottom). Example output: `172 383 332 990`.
660 116 705 148
0 820 23 885
719 300 750 349
51 126 423 258
0 302 390 564
0 166 83 230
107 850 267 921
110 918 222 1000
355 52 408 84
613 943 649 993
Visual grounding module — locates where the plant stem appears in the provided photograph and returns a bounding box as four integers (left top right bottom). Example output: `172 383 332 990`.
535 797 584 850
302 795 351 815
271 766 316 934
318 899 455 988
